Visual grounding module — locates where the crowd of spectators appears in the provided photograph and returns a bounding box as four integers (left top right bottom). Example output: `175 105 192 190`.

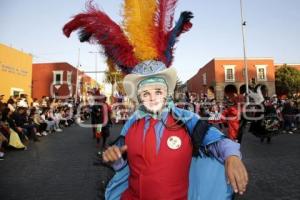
1 89 299 160
0 93 90 160
175 92 300 142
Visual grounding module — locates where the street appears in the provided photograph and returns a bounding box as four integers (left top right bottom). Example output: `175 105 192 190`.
0 122 299 200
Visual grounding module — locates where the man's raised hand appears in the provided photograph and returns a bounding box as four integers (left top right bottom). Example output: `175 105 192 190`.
102 145 127 163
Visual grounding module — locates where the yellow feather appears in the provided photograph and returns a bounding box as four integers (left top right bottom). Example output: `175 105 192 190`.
123 0 159 61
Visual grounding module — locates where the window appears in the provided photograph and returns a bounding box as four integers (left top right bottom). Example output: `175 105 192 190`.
53 71 63 85
10 88 24 96
224 65 235 82
255 65 267 81
67 71 72 85
227 69 233 80
202 73 207 85
13 91 20 96
56 74 61 83
258 68 265 80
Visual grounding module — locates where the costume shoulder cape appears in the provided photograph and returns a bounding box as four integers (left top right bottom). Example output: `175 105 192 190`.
105 107 233 200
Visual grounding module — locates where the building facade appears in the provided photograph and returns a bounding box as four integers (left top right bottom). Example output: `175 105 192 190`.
0 43 33 101
187 58 276 101
32 62 85 100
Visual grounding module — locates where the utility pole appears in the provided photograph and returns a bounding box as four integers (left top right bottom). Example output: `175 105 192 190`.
75 48 80 104
240 0 249 103
89 51 99 87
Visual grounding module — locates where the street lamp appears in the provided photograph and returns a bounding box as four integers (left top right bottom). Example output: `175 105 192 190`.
240 0 249 103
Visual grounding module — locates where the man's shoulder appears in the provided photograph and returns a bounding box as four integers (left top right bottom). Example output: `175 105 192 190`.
172 107 199 121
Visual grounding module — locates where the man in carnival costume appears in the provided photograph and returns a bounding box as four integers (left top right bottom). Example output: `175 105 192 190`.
63 1 248 199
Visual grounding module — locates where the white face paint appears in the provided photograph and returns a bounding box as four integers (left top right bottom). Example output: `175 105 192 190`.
138 84 167 113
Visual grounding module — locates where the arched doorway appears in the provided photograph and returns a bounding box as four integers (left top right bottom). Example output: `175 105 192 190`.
224 84 238 96
224 84 238 101
240 84 255 95
239 84 246 95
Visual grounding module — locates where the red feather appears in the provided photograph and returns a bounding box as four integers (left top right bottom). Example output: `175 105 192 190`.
157 0 178 32
155 0 178 64
63 2 138 71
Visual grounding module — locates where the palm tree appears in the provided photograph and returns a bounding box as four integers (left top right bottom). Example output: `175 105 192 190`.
103 70 124 96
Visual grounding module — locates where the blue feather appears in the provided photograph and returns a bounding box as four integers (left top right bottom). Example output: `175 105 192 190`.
165 11 193 66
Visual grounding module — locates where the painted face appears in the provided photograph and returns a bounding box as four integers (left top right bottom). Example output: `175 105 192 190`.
138 84 167 113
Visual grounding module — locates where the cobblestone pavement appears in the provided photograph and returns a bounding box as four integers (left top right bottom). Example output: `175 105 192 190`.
0 122 299 200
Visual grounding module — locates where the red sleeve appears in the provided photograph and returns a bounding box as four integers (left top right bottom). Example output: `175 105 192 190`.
221 108 228 123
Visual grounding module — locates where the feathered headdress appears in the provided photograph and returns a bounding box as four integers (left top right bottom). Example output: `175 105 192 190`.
63 0 193 75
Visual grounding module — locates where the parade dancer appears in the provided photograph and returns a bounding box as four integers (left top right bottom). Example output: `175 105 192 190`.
63 1 248 199
90 90 110 149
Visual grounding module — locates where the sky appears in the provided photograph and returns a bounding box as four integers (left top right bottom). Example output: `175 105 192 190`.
1 0 300 82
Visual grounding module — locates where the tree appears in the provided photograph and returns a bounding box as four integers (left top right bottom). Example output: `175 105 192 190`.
103 70 125 94
275 64 300 97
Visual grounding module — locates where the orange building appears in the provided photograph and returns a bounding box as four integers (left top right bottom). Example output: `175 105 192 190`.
187 58 276 101
0 43 33 101
32 62 93 100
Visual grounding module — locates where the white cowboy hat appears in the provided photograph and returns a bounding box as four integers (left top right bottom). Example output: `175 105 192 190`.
123 60 177 102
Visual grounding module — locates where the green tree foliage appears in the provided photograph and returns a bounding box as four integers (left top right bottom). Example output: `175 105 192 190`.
275 64 300 97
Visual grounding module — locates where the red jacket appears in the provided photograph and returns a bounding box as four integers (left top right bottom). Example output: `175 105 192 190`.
221 106 240 140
